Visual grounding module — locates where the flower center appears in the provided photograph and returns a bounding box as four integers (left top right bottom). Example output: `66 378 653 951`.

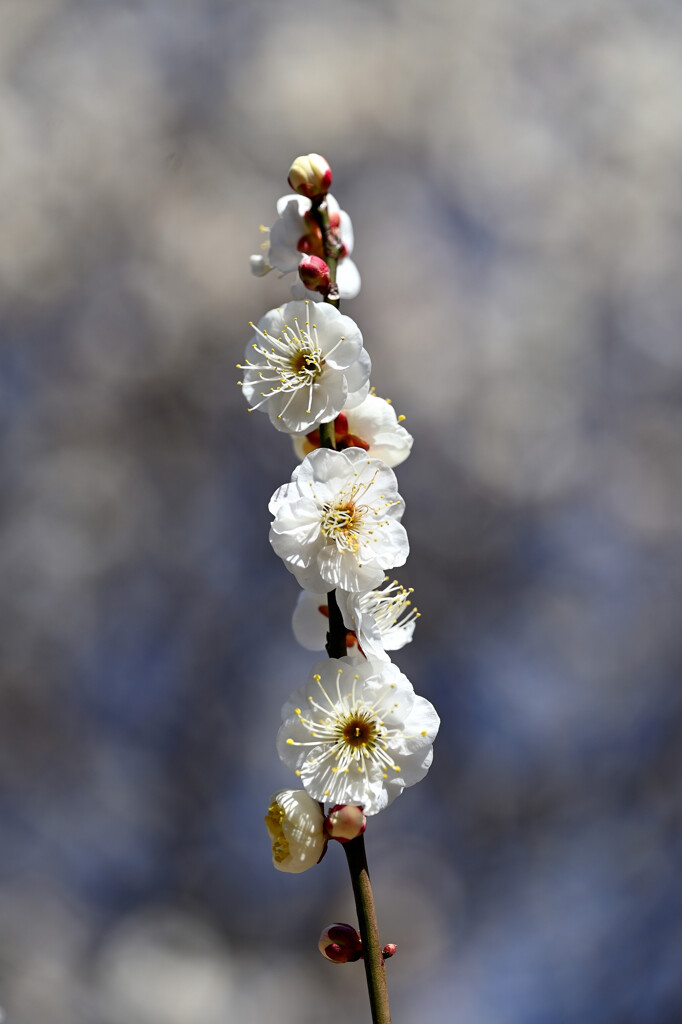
341 712 377 748
291 348 322 378
320 500 363 552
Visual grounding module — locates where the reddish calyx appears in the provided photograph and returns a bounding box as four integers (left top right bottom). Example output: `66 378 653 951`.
324 804 367 843
297 213 325 259
297 211 348 262
305 413 370 455
317 604 359 651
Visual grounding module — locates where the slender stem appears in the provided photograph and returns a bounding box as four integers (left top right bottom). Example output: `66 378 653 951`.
344 836 392 1024
318 420 336 450
325 590 347 659
318 420 348 660
310 197 342 308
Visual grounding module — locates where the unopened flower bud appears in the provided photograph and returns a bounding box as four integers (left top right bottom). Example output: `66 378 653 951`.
265 789 327 873
325 804 366 843
287 153 332 199
249 254 271 277
382 943 398 959
298 254 331 294
318 923 363 963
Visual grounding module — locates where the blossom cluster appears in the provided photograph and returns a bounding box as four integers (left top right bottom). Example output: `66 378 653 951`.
243 153 439 874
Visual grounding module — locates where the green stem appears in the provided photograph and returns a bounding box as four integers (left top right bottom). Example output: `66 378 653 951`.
318 420 337 450
310 198 342 308
344 836 392 1024
318 420 348 660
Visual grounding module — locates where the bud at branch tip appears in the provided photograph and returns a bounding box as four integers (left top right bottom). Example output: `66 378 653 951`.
288 153 333 199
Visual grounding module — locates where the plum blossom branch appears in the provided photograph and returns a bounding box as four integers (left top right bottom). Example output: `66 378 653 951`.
248 152 439 1024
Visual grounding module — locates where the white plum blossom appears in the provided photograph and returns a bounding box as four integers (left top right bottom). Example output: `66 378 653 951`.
292 392 414 468
250 194 360 300
292 578 418 663
238 300 371 434
337 578 419 663
276 657 439 815
264 789 327 873
269 447 408 593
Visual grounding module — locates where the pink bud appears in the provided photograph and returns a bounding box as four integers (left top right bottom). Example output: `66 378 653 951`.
298 254 331 294
319 923 363 963
288 153 333 199
325 804 366 844
382 943 398 959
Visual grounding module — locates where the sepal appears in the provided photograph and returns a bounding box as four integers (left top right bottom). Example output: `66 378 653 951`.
325 804 367 843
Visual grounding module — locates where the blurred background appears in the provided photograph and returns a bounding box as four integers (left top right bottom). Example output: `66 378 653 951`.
1 1 682 1021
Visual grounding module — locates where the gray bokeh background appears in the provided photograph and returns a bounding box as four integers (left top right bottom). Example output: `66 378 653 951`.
2 2 681 1022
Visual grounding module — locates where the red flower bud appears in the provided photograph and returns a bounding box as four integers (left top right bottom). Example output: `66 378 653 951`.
382 943 398 959
298 254 332 294
324 804 366 843
319 923 363 963
297 212 325 259
288 153 333 199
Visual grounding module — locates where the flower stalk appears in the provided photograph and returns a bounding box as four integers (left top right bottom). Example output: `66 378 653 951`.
344 835 392 1024
324 589 347 659
317 232 346 662
318 422 348 662
311 197 342 307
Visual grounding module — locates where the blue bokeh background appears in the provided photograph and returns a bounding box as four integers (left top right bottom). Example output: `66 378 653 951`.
1 2 681 1022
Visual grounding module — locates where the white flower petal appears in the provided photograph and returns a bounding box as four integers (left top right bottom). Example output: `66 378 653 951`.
336 257 361 299
342 349 372 401
292 591 329 651
338 208 354 254
268 199 306 272
342 379 371 411
276 193 309 218
290 563 328 592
